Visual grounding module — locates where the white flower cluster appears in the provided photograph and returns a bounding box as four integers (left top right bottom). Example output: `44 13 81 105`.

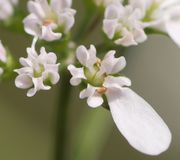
23 0 76 41
0 0 18 21
0 41 7 76
68 45 171 155
15 38 60 97
12 0 172 155
101 0 180 47
15 0 77 96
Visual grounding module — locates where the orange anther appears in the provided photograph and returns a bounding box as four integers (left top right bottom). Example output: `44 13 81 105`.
96 87 107 94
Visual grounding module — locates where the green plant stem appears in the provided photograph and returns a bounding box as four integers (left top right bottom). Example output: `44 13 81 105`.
54 70 72 160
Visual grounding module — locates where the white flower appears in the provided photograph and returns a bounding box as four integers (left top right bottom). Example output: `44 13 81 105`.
94 0 123 7
103 3 147 46
23 0 76 41
0 0 18 21
130 0 180 47
15 38 60 97
68 44 171 155
0 41 8 76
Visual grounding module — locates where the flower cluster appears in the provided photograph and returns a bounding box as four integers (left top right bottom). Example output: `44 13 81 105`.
0 0 18 21
0 0 175 156
15 0 77 96
68 45 171 155
102 0 180 47
23 0 76 41
15 38 60 97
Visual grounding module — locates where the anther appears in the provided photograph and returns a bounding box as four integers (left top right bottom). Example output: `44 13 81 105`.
96 87 107 94
43 19 54 26
96 58 101 67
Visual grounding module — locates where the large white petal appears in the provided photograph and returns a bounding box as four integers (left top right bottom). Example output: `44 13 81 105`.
104 76 131 88
106 88 171 155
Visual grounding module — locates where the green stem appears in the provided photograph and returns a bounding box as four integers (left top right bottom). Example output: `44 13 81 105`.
54 70 72 160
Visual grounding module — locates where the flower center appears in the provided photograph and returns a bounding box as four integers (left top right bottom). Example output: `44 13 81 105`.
43 19 55 26
43 12 57 26
84 59 106 87
34 64 45 78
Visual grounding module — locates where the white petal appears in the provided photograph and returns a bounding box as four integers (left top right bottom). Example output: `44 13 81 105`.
28 0 46 19
0 41 7 63
80 84 96 99
86 45 97 68
41 25 62 41
87 94 104 108
39 47 57 64
104 76 131 88
103 19 118 39
76 45 89 66
27 77 51 97
115 28 137 46
23 14 41 37
100 51 126 74
133 28 147 43
165 5 180 47
106 88 171 155
42 71 60 84
80 84 103 108
51 0 72 11
68 64 86 86
58 9 76 33
15 74 33 89
76 45 97 68
104 4 121 19
0 0 13 20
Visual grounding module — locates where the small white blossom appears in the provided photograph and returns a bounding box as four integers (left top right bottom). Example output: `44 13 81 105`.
130 0 180 46
103 3 147 46
0 41 8 76
15 38 60 97
68 44 171 155
23 0 76 41
0 0 18 21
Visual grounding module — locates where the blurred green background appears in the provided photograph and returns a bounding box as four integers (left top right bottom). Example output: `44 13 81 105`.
0 1 180 160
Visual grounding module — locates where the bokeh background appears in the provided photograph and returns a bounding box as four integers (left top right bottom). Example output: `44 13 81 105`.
0 1 180 160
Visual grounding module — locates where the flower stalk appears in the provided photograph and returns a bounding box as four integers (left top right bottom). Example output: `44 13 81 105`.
54 70 72 160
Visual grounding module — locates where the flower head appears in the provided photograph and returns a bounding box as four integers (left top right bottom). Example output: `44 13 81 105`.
15 38 60 97
103 2 147 46
130 0 180 46
23 0 76 41
0 0 18 21
68 44 171 155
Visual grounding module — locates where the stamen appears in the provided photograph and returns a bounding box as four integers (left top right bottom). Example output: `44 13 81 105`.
96 58 101 67
96 87 107 94
43 19 54 26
